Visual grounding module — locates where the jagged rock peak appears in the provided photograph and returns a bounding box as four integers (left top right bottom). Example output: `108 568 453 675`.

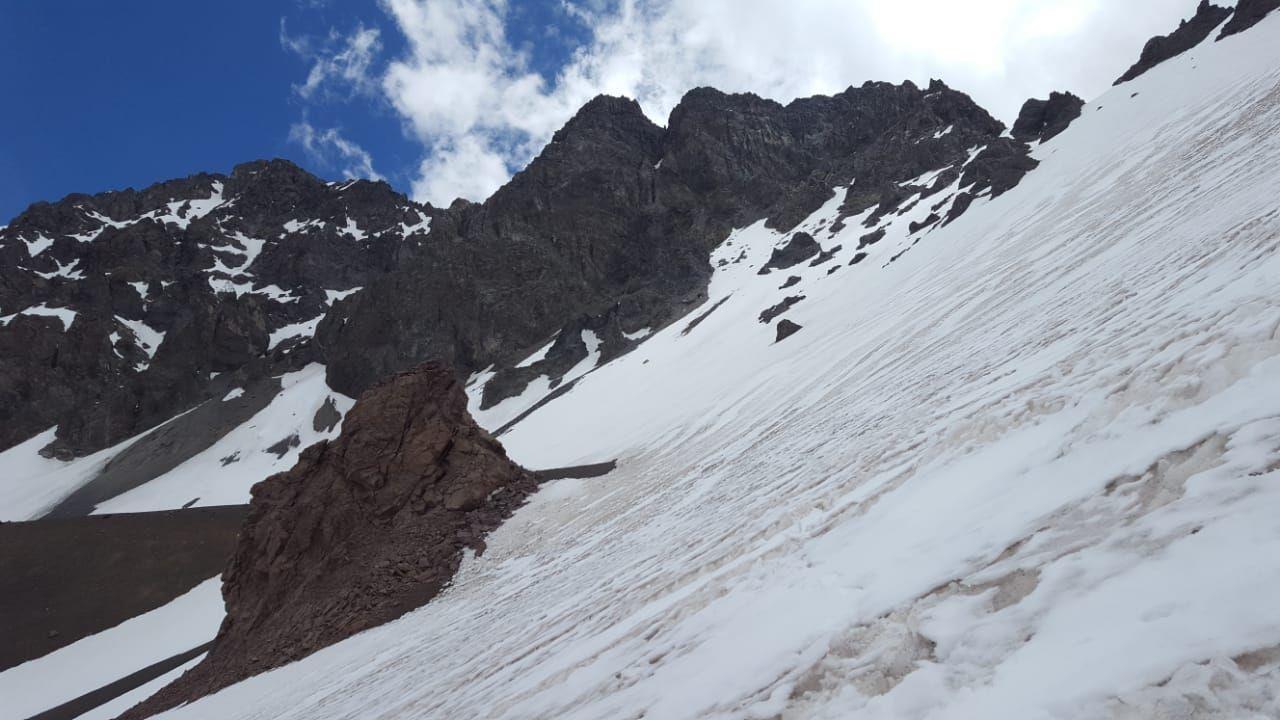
1115 0 1232 85
119 361 539 719
551 94 660 142
1218 0 1280 39
229 157 312 180
1011 91 1085 144
674 85 781 111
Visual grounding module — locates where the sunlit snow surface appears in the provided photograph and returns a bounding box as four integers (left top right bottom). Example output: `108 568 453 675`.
152 18 1280 720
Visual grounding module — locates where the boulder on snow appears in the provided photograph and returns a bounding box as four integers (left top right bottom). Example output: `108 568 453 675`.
120 362 538 719
775 319 803 343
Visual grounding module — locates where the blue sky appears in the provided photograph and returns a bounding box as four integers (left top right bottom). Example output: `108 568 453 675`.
1 0 1204 223
0 0 589 222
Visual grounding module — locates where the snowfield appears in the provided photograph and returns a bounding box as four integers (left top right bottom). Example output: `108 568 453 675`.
138 15 1280 720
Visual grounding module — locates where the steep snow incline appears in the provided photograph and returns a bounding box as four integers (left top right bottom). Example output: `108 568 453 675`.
156 18 1280 720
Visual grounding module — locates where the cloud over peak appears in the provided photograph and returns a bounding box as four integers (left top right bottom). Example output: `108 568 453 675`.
285 0 1204 207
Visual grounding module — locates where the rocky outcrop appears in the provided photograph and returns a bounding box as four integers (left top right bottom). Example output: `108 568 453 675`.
759 296 805 324
940 138 1040 227
1218 0 1280 39
120 362 538 719
1115 1 1232 84
759 232 821 274
1011 92 1084 143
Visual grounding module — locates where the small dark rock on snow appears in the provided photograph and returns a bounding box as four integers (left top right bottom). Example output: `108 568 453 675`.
775 319 803 343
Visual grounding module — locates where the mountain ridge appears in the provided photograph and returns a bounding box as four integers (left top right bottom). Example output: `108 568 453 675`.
0 78 1031 464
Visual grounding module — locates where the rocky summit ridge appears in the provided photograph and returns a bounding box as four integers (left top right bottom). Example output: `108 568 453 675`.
1 79 1035 462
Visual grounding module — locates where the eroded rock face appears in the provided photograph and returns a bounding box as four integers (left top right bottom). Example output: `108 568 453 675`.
1218 0 1280 39
1011 92 1085 144
120 362 538 719
1115 1 1232 85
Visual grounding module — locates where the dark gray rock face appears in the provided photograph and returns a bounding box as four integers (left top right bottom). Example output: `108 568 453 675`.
1218 0 1280 39
1115 1 1232 84
0 160 436 455
1011 92 1085 143
963 141 1040 197
321 81 1013 401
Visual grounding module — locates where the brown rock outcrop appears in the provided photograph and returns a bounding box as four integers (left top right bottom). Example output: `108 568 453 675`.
121 362 538 719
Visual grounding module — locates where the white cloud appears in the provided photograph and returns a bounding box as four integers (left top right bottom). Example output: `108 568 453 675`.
288 122 386 181
410 135 513 206
282 20 383 100
294 0 1205 206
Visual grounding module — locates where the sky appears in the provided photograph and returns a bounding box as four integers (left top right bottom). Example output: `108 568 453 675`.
0 0 1215 223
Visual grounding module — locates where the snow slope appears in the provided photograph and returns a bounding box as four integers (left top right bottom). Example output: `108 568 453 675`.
0 425 158 521
93 364 353 514
140 15 1280 720
0 578 222 720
